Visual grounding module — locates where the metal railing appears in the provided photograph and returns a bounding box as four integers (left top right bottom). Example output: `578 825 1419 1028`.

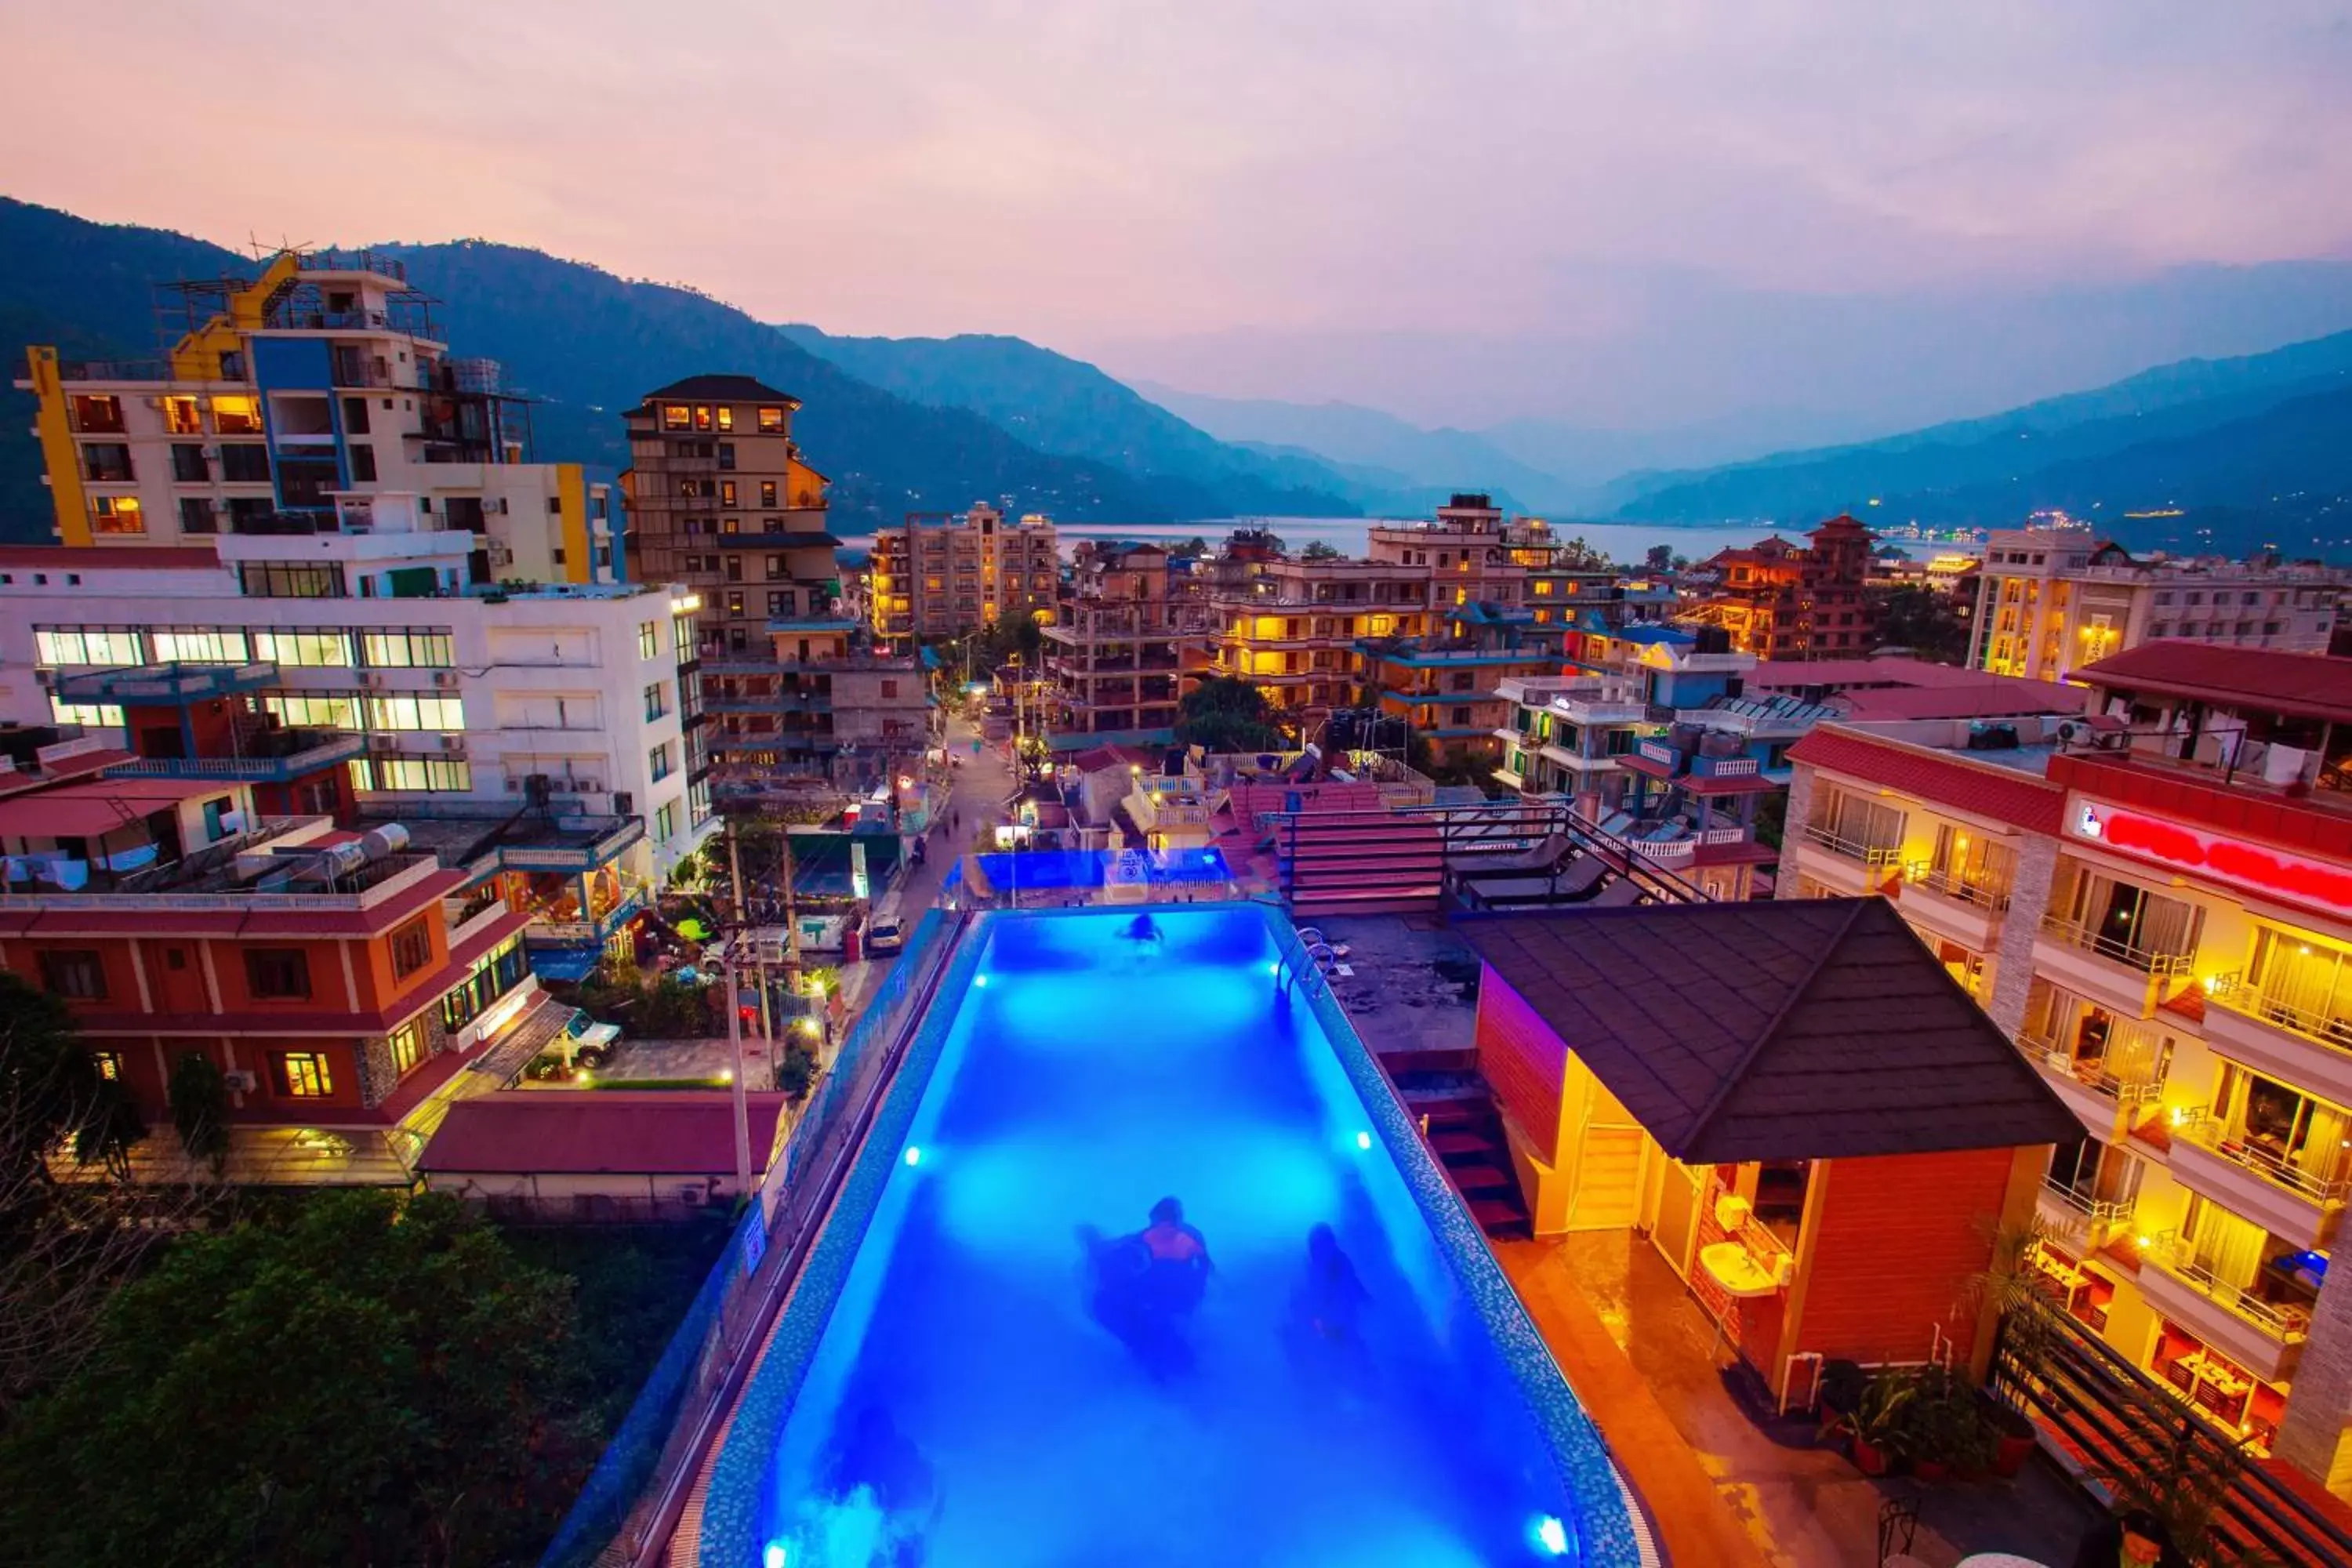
1801 822 1901 866
2206 973 2352 1053
2038 913 2196 976
2172 1110 2352 1205
2143 1231 2314 1341
2039 1176 2136 1225
2015 1030 2166 1103
1903 861 2014 911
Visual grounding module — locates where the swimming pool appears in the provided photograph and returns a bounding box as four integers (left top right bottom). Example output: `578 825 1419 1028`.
946 846 1234 895
700 904 1640 1567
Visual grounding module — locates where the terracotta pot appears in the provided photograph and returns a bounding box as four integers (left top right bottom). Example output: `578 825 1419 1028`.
1991 1428 2037 1478
1912 1459 1951 1483
1852 1436 1894 1476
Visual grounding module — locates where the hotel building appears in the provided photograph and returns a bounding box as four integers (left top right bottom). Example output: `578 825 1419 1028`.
1969 529 2343 684
1776 643 2352 1496
17 250 619 584
1689 516 1879 659
1043 543 1204 742
869 503 1059 643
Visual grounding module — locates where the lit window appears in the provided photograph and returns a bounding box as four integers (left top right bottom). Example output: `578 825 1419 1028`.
757 406 786 434
93 1051 124 1080
662 404 691 430
693 405 713 432
638 620 660 659
163 396 203 435
275 1051 333 1098
364 694 463 731
212 395 262 435
715 405 733 432
387 1021 425 1077
252 629 354 667
89 495 145 535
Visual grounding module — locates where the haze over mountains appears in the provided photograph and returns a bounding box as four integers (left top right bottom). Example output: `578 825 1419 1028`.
2 196 2348 561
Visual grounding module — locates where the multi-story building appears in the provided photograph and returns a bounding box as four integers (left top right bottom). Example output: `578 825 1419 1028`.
17 250 620 583
1365 493 1532 614
1969 529 2343 684
0 752 566 1178
1043 543 1203 742
869 503 1058 643
1689 515 1880 659
1207 555 1439 722
1360 635 1557 766
622 376 838 659
0 535 711 886
1775 644 2352 1496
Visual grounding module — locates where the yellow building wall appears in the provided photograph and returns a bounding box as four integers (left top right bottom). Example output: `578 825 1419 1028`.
556 464 591 584
23 347 88 545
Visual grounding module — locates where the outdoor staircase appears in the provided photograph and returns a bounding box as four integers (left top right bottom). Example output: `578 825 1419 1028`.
1279 808 1446 916
1401 1081 1532 1240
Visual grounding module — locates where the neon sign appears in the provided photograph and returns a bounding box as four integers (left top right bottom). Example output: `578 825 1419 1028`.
2071 803 2352 910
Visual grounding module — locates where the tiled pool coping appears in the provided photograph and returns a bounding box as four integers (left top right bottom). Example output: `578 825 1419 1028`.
697 902 1643 1567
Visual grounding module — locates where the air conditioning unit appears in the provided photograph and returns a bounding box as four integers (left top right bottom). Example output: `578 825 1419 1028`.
431 670 460 689
367 733 400 753
438 734 466 755
675 1184 706 1207
358 671 386 689
222 1069 258 1094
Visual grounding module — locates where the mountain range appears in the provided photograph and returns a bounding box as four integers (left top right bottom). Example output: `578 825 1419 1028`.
0 198 1365 544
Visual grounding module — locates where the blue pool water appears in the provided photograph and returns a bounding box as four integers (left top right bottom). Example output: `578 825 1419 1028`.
949 847 1233 893
716 906 1634 1567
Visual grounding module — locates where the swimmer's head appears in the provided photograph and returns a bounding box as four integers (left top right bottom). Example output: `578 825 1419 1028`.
1150 1196 1184 1226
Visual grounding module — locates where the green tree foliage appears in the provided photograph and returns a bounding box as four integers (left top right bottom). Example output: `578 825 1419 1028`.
1643 543 1675 572
0 975 100 1200
167 1051 230 1174
1299 539 1344 561
0 1191 598 1568
1176 676 1287 753
1872 583 1972 663
1558 535 1608 569
1168 535 1212 559
975 610 1044 672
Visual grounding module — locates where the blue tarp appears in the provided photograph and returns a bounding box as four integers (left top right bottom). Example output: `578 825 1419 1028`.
527 949 601 983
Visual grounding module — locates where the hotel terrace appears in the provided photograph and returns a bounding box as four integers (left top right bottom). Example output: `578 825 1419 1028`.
1776 641 2352 1494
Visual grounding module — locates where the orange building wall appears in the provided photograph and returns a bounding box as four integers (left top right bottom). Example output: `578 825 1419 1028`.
1474 968 1567 1163
1790 1147 2020 1366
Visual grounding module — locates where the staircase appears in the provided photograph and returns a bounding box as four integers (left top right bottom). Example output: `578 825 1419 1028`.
1280 808 1446 916
1399 1079 1531 1240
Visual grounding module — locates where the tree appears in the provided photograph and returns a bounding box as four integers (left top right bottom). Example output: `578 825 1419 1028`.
1559 535 1607 569
1300 539 1344 561
0 976 97 1199
1873 583 1970 664
1168 535 1212 559
1175 676 1287 753
1643 543 1675 572
0 1190 601 1568
168 1051 230 1176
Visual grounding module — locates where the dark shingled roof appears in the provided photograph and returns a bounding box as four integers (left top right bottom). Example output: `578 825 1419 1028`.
1458 898 2078 1163
641 374 800 404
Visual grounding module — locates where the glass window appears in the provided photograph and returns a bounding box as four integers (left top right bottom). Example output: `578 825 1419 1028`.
49 697 124 728
212 395 262 435
38 949 107 999
760 480 779 508
152 627 251 664
245 949 312 1000
361 628 455 667
349 757 472 792
364 695 464 731
252 629 354 666
758 406 786 434
35 626 146 666
89 495 144 534
644 681 668 720
692 405 713 432
263 694 360 729
387 1020 425 1077
662 403 691 430
390 916 434 980
654 800 677 840
240 562 347 599
638 620 660 659
274 1051 333 1097
440 935 527 1031
649 742 674 782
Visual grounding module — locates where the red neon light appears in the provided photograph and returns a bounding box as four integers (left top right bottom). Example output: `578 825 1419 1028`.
2097 810 2352 909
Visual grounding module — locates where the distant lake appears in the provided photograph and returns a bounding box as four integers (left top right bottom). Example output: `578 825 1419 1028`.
837 515 1966 564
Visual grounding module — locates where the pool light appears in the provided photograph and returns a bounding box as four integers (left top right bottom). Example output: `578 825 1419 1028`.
905 1146 923 1167
1268 960 1282 975
764 1544 788 1568
1535 1515 1570 1556
1356 1131 1374 1151
975 974 989 988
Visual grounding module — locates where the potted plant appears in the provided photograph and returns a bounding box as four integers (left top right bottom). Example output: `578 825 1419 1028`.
1953 1406 1999 1483
1817 1359 1867 1427
1979 1391 2038 1477
1850 1370 1916 1477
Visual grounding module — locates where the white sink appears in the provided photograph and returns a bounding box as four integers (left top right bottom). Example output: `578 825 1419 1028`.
1700 1240 1784 1298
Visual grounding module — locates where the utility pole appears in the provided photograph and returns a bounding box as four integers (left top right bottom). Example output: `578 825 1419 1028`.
731 820 774 1046
720 818 753 1200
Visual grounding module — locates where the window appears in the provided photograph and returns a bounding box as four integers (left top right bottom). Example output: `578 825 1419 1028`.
662 403 691 430
274 1051 333 1098
365 694 464 731
758 405 786 434
715 405 734 432
638 619 660 659
692 404 713 432
219 444 271 482
251 628 354 666
212 395 261 434
1450 706 1472 726
387 1020 425 1077
766 591 787 616
361 627 456 667
389 916 434 980
654 800 677 840
650 742 675 782
348 445 377 483
38 949 107 999
720 480 738 506
92 1051 125 1081
349 756 472 791
880 679 899 699
245 949 312 1000
162 396 202 434
35 626 145 666
153 627 250 663
240 562 346 599
68 394 124 432
49 698 124 728
89 495 144 535
440 935 528 1030
760 480 779 508
717 445 736 471
727 591 746 617
170 443 209 482
644 681 668 720
263 693 360 728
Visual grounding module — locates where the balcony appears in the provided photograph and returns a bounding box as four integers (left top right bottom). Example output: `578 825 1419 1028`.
2205 975 2352 1109
2137 1232 2310 1383
2019 1032 2166 1140
1900 861 2012 949
2169 1111 2347 1250
2035 1177 2136 1250
1795 823 1899 894
102 731 365 784
2034 914 2194 1018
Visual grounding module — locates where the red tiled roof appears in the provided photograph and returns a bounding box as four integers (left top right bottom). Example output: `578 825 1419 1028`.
0 750 139 797
419 1091 790 1176
0 775 238 837
1787 727 2067 834
2076 645 2352 725
0 546 222 569
1838 684 2088 722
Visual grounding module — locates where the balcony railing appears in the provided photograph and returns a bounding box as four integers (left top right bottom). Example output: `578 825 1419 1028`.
2144 1232 2314 1341
2041 1176 2136 1226
2173 1109 2352 1205
1802 822 1901 866
2017 1031 2168 1104
2208 973 2352 1053
2038 913 2196 977
1903 861 2014 911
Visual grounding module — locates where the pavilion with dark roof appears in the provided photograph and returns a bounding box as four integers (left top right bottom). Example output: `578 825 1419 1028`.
1459 896 2078 1403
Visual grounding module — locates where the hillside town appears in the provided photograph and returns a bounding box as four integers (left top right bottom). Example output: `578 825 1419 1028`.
8 247 2352 1568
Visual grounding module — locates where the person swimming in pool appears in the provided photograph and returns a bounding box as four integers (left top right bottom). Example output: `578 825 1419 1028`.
814 1406 938 1566
1078 1223 1190 1380
1136 1196 1212 1316
1124 913 1163 946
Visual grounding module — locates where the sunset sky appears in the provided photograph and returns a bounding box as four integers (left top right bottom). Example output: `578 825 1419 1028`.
6 2 2350 430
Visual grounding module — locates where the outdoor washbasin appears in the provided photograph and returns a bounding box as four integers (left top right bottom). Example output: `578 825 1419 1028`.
1700 1240 1789 1298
